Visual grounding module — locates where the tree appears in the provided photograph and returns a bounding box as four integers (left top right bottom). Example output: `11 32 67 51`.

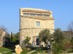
68 21 73 52
68 21 73 34
14 32 19 44
10 32 13 42
22 36 30 47
24 36 30 45
4 32 11 43
54 28 64 43
70 37 73 52
39 29 51 44
10 32 19 42
52 28 64 54
14 32 19 39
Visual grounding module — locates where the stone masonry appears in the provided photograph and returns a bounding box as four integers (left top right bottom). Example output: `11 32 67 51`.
19 8 54 44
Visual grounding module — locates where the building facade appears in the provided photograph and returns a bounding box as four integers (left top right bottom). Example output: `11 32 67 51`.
19 8 54 45
0 28 6 47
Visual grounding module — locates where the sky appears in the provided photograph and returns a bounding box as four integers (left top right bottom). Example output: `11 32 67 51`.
0 0 73 33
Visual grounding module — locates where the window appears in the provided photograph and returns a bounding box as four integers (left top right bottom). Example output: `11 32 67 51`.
30 14 36 16
23 13 29 16
43 14 49 17
36 21 40 26
36 14 42 16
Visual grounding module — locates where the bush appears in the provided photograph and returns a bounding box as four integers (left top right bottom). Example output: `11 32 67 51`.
39 29 51 43
52 28 64 54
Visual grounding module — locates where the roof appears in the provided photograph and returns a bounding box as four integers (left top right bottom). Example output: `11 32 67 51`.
20 8 52 13
22 8 48 11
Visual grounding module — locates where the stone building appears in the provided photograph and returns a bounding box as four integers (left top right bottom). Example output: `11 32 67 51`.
0 28 6 47
19 8 54 45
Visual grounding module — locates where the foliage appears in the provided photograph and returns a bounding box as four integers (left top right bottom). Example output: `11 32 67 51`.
24 36 30 45
10 32 13 42
31 49 47 54
68 21 73 34
70 37 73 52
4 33 11 46
21 49 31 54
10 32 19 42
52 28 64 54
39 29 51 43
67 21 73 52
5 33 10 39
22 36 30 48
0 47 12 54
52 43 63 54
54 28 64 43
14 32 19 39
63 39 71 51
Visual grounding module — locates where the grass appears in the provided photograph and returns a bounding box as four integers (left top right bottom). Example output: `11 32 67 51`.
0 47 12 54
0 47 32 54
31 49 48 54
21 48 32 54
0 47 31 54
21 48 48 54
0 47 48 54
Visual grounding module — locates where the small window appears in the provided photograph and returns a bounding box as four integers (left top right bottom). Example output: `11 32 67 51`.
43 14 49 16
23 13 29 16
36 21 40 26
37 14 42 16
30 14 36 16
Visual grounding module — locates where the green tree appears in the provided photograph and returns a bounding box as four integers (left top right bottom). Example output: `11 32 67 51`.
14 32 19 42
14 32 19 39
52 28 64 54
54 29 64 43
10 32 19 42
68 21 73 52
22 36 30 48
70 37 73 52
23 36 30 46
10 32 13 42
39 29 51 44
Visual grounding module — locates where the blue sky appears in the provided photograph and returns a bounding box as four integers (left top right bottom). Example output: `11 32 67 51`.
0 0 73 33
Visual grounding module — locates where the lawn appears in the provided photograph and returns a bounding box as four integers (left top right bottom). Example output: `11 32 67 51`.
21 49 32 54
0 47 49 54
0 47 12 54
31 49 48 54
0 47 31 54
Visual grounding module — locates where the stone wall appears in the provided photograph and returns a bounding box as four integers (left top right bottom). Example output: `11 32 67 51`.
19 8 54 44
